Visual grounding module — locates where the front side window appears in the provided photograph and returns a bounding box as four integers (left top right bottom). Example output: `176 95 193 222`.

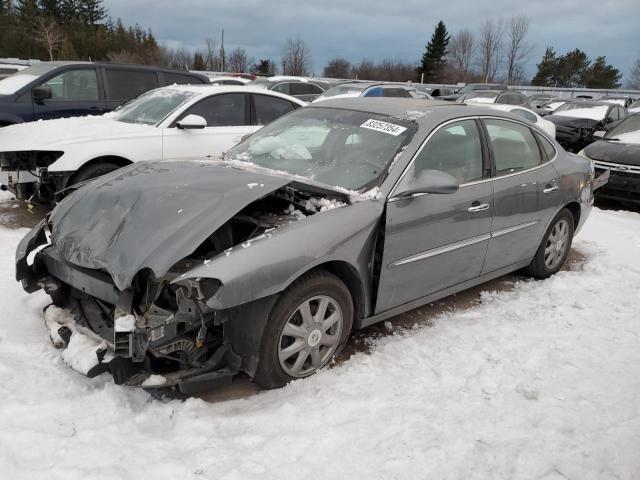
43 69 99 100
484 119 541 176
225 107 416 190
412 120 483 183
180 93 247 127
105 69 159 101
253 94 296 125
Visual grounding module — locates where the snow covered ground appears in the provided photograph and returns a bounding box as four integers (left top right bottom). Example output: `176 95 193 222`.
0 195 639 479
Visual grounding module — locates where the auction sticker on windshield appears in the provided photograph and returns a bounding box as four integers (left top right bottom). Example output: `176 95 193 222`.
361 119 407 136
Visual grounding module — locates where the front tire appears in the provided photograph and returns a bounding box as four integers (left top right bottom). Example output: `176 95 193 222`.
526 208 574 279
71 161 121 186
254 271 354 389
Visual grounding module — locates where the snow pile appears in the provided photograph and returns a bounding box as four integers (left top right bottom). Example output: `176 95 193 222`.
0 209 639 478
303 196 347 212
284 203 306 219
114 314 136 332
44 305 112 375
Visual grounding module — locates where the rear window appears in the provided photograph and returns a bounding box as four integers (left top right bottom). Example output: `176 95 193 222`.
105 69 159 101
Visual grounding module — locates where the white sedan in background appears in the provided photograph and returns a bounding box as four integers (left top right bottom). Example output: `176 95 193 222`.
0 85 305 204
477 103 556 137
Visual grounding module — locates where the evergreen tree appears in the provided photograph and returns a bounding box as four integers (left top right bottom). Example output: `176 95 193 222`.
531 46 557 86
417 20 450 82
583 56 621 88
78 0 105 25
191 52 206 70
554 49 590 87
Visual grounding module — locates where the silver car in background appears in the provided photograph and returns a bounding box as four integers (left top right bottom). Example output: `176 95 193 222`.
16 99 596 393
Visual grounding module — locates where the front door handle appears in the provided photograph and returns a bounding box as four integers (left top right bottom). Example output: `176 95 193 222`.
543 185 559 194
468 202 490 213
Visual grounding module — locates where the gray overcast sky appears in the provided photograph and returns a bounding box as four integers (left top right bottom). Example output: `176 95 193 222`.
104 0 639 81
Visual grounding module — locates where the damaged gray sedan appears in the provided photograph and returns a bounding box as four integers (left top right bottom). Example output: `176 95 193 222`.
16 99 596 393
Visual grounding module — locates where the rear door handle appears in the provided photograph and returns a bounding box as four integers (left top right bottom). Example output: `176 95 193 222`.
468 202 490 213
543 185 558 194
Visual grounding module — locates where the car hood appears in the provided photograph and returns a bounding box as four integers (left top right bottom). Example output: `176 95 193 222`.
584 140 640 167
0 116 156 151
49 160 293 290
546 115 600 129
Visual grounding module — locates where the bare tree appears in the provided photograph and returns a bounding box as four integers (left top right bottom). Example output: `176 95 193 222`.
448 29 475 82
227 47 249 73
281 37 312 76
477 18 503 83
35 18 64 61
161 47 191 70
628 57 640 89
107 50 140 65
504 15 533 85
204 37 219 70
323 57 351 78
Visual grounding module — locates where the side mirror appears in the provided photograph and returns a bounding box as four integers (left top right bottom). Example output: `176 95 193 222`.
176 114 207 129
593 130 606 138
32 85 52 102
394 169 459 198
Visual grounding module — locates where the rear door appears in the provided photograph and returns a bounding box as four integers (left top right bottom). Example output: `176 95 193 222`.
103 67 160 111
162 92 251 159
481 117 560 273
375 119 493 313
32 67 106 120
251 93 299 127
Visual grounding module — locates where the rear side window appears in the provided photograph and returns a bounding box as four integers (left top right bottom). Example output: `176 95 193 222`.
511 108 537 123
484 119 541 176
253 94 296 125
272 83 290 94
535 132 557 161
383 88 412 98
105 69 159 101
413 119 483 183
180 93 247 126
289 83 323 95
43 69 99 100
165 72 203 85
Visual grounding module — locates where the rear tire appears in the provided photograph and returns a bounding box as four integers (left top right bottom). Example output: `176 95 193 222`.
526 208 574 279
254 271 354 389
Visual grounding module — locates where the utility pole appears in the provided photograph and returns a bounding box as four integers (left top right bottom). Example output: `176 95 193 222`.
220 29 225 72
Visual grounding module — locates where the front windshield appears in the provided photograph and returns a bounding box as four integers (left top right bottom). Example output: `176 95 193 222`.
112 88 196 126
629 100 640 110
606 115 640 144
552 102 608 121
315 83 368 101
0 63 58 95
224 107 416 190
600 98 626 106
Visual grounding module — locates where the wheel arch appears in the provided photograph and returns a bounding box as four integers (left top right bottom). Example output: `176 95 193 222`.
67 155 132 186
563 201 581 229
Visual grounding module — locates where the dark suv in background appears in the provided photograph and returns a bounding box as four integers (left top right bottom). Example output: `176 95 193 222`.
0 61 208 126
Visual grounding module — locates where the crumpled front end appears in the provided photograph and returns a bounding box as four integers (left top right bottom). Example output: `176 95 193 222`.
15 171 359 392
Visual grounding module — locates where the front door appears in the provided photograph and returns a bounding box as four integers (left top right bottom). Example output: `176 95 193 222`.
33 68 106 120
375 119 493 313
162 93 256 159
480 118 560 273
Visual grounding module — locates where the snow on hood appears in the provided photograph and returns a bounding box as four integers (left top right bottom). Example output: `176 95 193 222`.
49 160 292 290
584 140 640 166
0 115 156 152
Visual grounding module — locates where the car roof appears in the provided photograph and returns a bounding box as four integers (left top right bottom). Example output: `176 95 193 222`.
306 98 546 134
